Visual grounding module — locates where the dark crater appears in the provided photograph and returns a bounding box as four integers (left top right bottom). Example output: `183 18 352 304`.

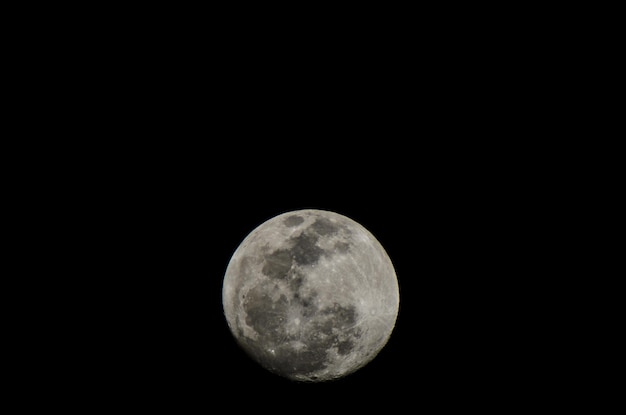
261 249 293 280
283 215 304 227
293 290 318 318
243 287 289 337
334 241 350 253
336 339 355 355
290 233 324 266
288 271 305 292
309 217 340 236
319 303 359 332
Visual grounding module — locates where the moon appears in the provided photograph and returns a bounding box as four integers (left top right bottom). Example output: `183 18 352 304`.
222 209 399 382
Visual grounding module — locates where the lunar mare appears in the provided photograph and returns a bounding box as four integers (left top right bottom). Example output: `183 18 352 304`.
222 209 399 382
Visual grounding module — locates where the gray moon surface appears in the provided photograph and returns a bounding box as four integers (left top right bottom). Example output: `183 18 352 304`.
222 209 399 382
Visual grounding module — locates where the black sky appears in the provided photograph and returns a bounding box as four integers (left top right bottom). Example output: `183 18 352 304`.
95 140 551 410
61 11 566 407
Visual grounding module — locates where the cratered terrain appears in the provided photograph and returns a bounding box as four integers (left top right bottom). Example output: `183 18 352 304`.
222 209 399 382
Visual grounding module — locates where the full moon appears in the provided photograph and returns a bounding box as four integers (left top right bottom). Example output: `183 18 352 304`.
222 209 399 382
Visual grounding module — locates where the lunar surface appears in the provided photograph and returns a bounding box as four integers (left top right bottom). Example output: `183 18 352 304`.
222 209 399 382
